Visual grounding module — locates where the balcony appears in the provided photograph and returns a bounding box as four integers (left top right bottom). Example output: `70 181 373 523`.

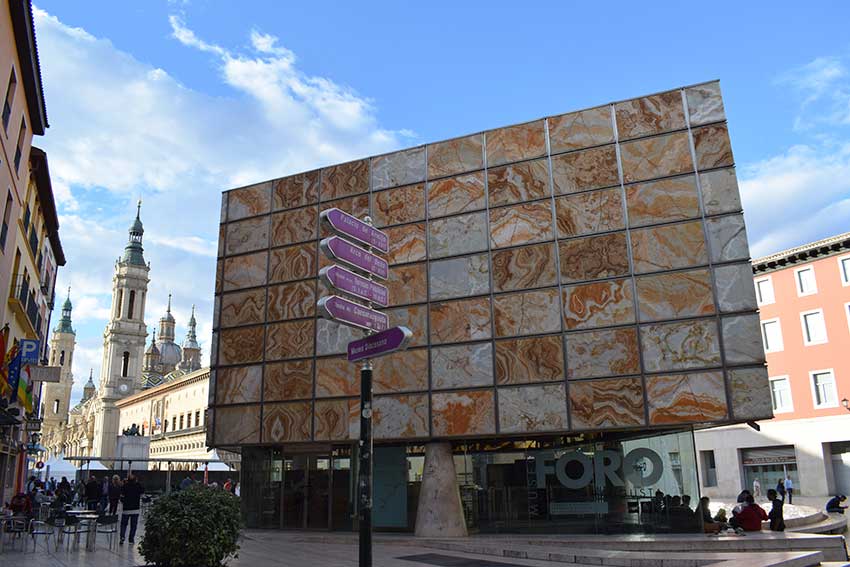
151 425 205 441
8 275 42 340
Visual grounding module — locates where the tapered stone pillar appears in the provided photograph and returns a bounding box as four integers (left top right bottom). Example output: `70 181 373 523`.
414 442 468 537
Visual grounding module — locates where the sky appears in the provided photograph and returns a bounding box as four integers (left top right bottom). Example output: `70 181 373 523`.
29 1 850 404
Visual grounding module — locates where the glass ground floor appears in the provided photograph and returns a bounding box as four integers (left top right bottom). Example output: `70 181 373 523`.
239 428 704 534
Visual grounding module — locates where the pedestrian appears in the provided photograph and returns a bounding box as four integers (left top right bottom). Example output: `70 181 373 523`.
767 489 785 531
26 475 37 493
100 475 110 512
85 475 100 511
234 482 240 497
119 474 144 545
179 474 194 491
697 496 721 533
752 478 761 499
736 489 751 503
223 478 232 493
58 476 71 495
825 495 847 514
776 478 786 501
784 476 794 504
108 474 123 514
736 495 768 532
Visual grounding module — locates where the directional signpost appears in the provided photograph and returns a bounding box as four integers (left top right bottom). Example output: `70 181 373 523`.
317 208 410 567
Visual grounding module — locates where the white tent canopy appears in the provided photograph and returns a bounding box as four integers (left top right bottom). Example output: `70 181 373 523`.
44 453 78 477
83 460 109 471
194 450 232 472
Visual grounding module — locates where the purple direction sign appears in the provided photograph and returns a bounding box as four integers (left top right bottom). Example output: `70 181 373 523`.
318 295 389 332
321 236 388 280
320 208 389 254
320 265 389 307
348 326 412 362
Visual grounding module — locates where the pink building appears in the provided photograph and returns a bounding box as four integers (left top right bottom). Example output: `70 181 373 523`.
696 231 850 498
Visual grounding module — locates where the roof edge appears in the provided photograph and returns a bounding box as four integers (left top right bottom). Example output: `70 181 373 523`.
753 231 850 273
9 0 48 134
29 146 63 264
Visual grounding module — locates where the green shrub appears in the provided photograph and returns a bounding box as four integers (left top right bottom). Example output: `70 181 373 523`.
139 485 241 567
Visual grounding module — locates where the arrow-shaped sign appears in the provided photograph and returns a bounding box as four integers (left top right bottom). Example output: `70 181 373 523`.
320 265 389 308
347 326 412 362
321 236 388 280
320 208 389 253
318 295 389 332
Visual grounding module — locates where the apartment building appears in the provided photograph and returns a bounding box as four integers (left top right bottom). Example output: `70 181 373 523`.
695 232 850 498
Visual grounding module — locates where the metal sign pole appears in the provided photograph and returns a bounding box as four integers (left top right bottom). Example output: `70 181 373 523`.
358 359 373 567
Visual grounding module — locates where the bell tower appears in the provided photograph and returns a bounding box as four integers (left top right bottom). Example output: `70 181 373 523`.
42 288 76 431
92 202 150 460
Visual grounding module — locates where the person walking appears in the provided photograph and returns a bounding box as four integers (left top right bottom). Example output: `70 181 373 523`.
784 476 794 504
776 478 786 501
119 474 144 545
100 475 110 512
108 475 123 514
752 478 761 499
767 489 785 531
85 475 100 511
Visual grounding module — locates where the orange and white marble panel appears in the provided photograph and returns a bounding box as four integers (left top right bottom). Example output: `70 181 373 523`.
619 131 693 184
494 335 564 385
558 232 630 284
273 170 320 211
219 326 264 365
491 242 558 293
566 327 640 379
269 243 318 284
548 106 614 153
225 216 269 255
264 360 313 401
320 159 369 201
498 383 567 433
265 319 315 361
372 147 425 191
267 280 316 321
555 187 624 238
615 90 685 140
486 120 546 167
641 319 721 373
551 145 620 195
569 377 645 430
263 401 312 443
222 251 267 291
219 288 265 328
215 405 261 445
487 159 551 208
271 206 317 246
426 172 486 218
373 348 429 394
646 371 728 424
630 220 707 273
228 182 271 221
427 133 484 179
489 201 554 249
431 342 493 390
429 297 492 345
625 175 700 227
432 389 496 437
372 183 426 228
374 394 429 439
635 269 715 322
216 365 262 405
493 288 561 337
562 278 635 330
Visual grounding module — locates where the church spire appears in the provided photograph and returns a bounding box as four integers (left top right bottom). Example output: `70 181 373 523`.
55 286 75 335
122 200 146 266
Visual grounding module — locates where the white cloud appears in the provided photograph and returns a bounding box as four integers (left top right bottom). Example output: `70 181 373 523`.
740 140 850 257
33 9 408 404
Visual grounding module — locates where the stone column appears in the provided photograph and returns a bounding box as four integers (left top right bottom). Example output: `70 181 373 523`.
414 442 467 537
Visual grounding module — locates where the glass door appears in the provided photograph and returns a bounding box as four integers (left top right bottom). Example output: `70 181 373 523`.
281 455 307 529
306 456 330 529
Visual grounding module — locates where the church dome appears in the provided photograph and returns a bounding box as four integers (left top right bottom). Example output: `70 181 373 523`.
157 341 182 367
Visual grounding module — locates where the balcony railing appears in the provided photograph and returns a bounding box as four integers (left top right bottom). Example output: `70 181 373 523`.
10 275 43 339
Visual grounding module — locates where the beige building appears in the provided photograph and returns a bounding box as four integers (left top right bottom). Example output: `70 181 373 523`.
117 367 220 471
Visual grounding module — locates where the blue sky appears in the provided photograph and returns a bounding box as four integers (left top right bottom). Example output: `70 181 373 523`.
30 1 850 403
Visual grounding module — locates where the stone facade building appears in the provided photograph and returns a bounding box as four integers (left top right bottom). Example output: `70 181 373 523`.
210 81 769 533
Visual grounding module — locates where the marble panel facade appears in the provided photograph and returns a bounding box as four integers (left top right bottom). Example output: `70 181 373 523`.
561 278 635 330
372 147 426 191
264 360 313 401
372 183 426 228
569 377 645 430
493 288 561 337
269 243 317 284
374 394 429 439
558 232 630 283
641 319 721 372
491 242 558 292
426 172 486 218
216 365 262 405
615 90 686 140
427 134 484 179
625 175 700 227
274 170 319 210
320 159 369 201
428 212 488 258
228 182 271 221
646 371 728 424
385 223 426 265
565 327 641 379
636 269 715 321
494 335 564 385
555 187 624 238
263 402 312 443
548 106 614 153
486 120 546 167
226 216 269 255
551 145 620 195
373 348 429 394
429 254 490 301
219 288 265 328
498 384 567 433
431 342 493 390
430 297 491 345
432 389 496 436
487 159 551 207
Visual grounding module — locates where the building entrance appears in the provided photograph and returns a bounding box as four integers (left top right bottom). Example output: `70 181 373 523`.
242 446 352 530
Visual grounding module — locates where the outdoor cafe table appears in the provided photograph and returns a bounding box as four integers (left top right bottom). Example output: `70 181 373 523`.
66 512 98 551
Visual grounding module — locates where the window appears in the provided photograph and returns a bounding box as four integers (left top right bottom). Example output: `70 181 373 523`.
839 255 850 287
700 450 717 487
52 399 59 414
13 117 25 172
121 351 130 377
801 309 828 345
795 266 817 296
0 190 11 251
195 410 201 427
179 415 184 429
115 289 123 318
810 370 838 408
128 290 135 319
3 69 15 131
59 350 65 365
172 416 176 431
755 277 775 305
761 318 784 352
769 376 793 413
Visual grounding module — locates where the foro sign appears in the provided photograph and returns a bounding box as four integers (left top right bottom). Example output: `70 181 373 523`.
535 448 664 489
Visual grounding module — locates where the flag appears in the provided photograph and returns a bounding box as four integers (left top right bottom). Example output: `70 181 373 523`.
7 347 21 403
18 363 33 414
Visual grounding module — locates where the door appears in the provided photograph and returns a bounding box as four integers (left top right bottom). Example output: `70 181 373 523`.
306 456 330 529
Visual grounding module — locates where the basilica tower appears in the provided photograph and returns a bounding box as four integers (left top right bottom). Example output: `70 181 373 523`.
92 203 151 459
42 289 76 432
